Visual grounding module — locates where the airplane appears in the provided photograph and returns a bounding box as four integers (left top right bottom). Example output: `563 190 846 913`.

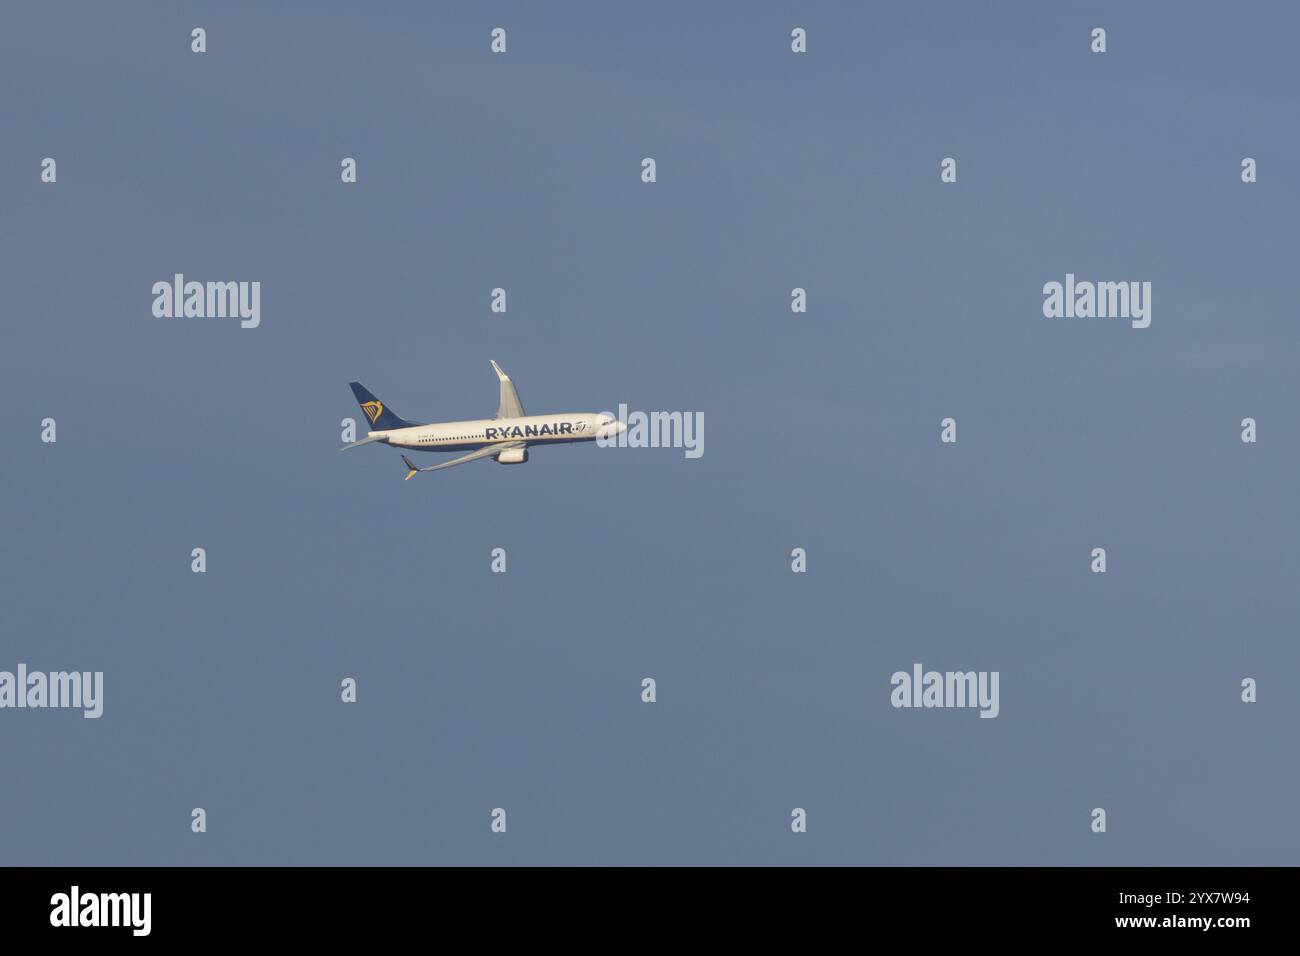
343 360 626 479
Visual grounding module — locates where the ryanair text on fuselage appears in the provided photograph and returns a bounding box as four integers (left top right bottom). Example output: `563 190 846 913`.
486 421 578 440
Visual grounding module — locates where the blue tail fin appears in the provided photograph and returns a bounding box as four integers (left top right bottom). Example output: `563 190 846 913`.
350 382 416 430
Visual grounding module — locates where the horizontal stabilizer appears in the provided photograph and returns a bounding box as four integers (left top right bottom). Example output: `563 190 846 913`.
340 434 389 452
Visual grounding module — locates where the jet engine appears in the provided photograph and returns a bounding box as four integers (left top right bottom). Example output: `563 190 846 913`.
497 448 529 464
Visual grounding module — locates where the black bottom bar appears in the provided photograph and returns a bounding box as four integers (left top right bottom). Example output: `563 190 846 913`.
0 866 1278 941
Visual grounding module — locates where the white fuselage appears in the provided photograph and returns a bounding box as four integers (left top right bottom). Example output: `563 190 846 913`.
371 412 620 454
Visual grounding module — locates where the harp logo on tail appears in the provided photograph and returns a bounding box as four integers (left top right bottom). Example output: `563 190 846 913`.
361 401 384 425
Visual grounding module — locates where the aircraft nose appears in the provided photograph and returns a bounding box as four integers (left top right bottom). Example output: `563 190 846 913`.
596 419 625 439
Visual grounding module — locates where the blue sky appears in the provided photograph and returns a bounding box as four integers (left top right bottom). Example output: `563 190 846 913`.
2 0 1297 864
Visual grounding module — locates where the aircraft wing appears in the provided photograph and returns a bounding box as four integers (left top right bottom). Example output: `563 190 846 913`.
490 360 526 419
401 442 524 480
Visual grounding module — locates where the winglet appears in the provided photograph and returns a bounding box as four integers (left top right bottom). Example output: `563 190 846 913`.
489 360 526 418
401 455 419 481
